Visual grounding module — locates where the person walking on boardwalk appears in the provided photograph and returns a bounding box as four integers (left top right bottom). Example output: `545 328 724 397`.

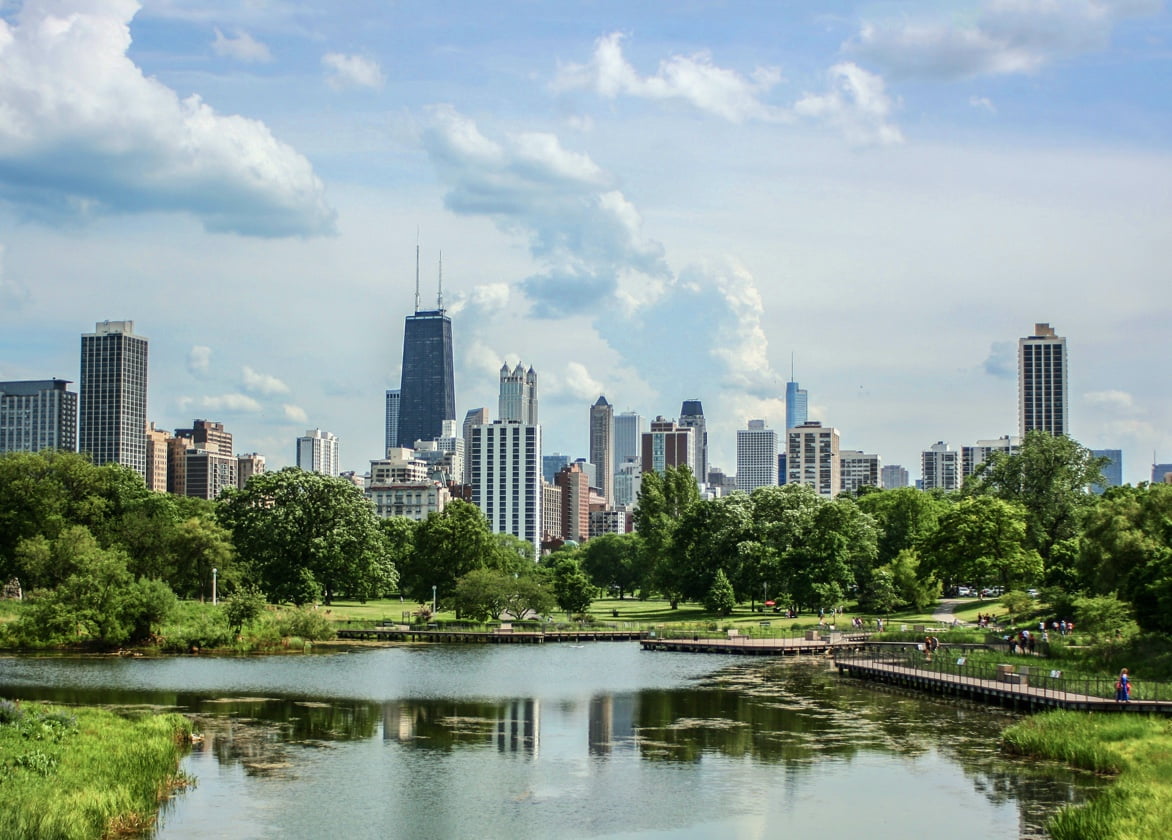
1116 668 1131 703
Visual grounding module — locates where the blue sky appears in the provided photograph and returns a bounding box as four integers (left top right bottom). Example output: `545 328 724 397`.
1 0 1169 484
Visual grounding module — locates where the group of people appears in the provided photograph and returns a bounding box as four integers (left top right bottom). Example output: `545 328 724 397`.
1008 629 1038 654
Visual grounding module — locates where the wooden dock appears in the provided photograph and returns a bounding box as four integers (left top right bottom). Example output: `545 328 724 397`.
335 627 646 644
640 634 869 656
835 655 1172 714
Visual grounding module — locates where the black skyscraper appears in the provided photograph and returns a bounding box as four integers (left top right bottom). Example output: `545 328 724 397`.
397 309 456 448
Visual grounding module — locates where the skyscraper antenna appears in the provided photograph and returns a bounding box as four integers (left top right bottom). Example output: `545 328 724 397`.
414 231 421 314
437 251 444 310
790 352 795 382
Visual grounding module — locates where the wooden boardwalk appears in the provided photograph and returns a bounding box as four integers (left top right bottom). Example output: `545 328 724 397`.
640 634 869 656
835 656 1172 714
335 627 646 644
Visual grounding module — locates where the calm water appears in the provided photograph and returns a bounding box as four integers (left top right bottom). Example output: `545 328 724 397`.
0 644 1099 839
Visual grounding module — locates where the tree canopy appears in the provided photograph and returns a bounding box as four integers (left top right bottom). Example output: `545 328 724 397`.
217 468 397 605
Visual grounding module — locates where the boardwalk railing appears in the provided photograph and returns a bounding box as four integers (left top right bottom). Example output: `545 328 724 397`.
835 647 1172 703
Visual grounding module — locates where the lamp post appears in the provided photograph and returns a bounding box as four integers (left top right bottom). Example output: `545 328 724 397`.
212 567 218 606
432 585 437 617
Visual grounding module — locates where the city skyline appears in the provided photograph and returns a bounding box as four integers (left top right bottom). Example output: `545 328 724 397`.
1 2 1169 485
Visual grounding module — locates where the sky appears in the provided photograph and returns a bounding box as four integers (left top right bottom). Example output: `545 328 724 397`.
0 0 1169 485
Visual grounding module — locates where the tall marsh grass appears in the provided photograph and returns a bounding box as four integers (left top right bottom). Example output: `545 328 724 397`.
1002 711 1172 840
0 701 193 840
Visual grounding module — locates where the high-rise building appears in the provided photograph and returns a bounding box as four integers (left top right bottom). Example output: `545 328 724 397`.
185 449 237 499
613 458 642 509
79 320 148 477
613 411 644 475
736 419 778 492
470 421 542 559
880 464 909 490
412 419 464 484
840 450 881 494
297 428 340 476
786 421 840 497
1090 449 1122 494
961 435 1021 482
462 408 488 485
1151 464 1172 484
166 432 192 495
542 453 571 485
397 308 455 448
174 419 233 456
499 362 538 425
641 417 695 476
921 442 960 492
237 453 266 489
589 396 614 504
1019 322 1068 437
678 400 707 484
0 379 77 454
542 482 564 542
785 380 808 434
385 389 400 455
145 422 171 492
555 462 590 543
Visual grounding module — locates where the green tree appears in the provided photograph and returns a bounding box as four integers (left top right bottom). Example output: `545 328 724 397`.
856 487 950 566
633 466 700 607
579 532 642 599
217 468 397 605
1071 594 1133 640
672 494 754 603
1078 483 1172 633
703 568 736 616
552 556 597 614
0 451 150 587
920 495 1041 590
453 568 514 621
13 528 177 647
405 500 496 608
967 431 1108 570
888 549 941 612
223 587 267 634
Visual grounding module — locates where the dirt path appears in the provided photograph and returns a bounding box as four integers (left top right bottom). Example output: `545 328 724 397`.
931 598 965 625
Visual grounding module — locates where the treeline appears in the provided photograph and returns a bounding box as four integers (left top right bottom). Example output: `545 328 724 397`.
2 430 1170 646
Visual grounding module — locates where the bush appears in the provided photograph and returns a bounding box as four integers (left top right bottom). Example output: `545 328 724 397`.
273 607 334 641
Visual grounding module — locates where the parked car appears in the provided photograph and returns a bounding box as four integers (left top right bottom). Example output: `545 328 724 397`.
957 586 973 597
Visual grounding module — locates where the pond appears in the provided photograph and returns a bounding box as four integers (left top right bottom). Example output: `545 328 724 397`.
0 643 1100 839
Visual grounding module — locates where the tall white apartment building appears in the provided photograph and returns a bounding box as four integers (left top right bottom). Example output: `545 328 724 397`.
961 435 1021 482
297 428 340 476
840 450 881 494
470 421 542 560
736 419 778 492
79 320 148 477
1019 322 1068 437
921 442 960 491
786 422 840 497
613 458 642 509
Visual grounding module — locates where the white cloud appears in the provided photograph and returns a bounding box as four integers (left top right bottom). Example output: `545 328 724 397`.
448 282 511 316
970 96 997 114
283 404 309 424
554 361 605 402
180 393 263 413
552 32 787 124
242 365 290 395
1085 389 1137 412
322 52 385 90
421 106 669 317
462 340 505 380
793 63 903 146
983 341 1015 378
849 0 1161 80
211 27 272 63
0 0 335 236
187 345 212 377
